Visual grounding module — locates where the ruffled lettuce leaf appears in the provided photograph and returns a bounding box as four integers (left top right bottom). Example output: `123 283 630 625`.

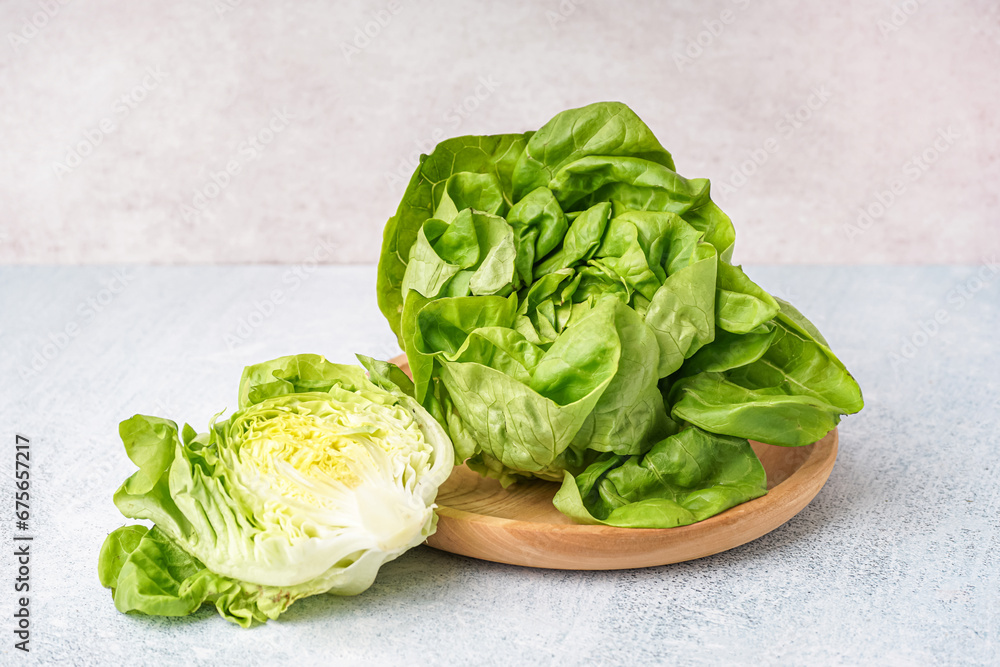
99 525 287 627
670 305 864 446
553 427 767 528
378 134 531 344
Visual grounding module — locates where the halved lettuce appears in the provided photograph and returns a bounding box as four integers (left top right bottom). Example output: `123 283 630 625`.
377 101 863 528
99 354 453 626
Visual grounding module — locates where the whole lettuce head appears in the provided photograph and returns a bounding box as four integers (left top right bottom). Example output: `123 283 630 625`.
377 101 863 528
98 354 452 626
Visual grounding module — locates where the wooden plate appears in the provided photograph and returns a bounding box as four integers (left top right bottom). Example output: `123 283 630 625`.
391 355 838 570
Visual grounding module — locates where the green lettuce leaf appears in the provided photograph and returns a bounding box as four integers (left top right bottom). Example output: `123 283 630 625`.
553 427 767 528
670 306 864 446
99 525 281 627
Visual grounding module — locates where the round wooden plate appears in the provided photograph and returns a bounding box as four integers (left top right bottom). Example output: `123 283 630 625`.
391 355 838 570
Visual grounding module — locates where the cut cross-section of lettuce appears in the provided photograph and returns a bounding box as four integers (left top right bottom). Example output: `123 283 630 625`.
99 354 453 626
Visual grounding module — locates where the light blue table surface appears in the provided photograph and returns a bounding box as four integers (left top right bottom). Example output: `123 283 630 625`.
0 265 996 666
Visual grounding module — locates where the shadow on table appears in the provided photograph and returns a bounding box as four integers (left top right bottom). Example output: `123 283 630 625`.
114 440 886 629
277 546 476 625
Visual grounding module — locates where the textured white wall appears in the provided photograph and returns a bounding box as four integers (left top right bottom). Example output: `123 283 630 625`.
0 0 997 265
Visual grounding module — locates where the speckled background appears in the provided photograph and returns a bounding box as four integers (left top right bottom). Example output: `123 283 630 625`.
1 0 997 265
0 265 997 664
